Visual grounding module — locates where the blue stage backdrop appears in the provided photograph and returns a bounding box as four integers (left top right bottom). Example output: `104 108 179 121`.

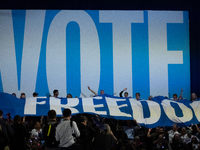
0 10 190 99
0 92 200 128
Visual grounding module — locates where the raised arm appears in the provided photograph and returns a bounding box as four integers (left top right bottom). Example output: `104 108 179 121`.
119 88 127 97
147 128 151 137
178 88 183 99
23 116 26 124
119 91 123 97
195 124 200 133
179 88 183 98
88 86 98 96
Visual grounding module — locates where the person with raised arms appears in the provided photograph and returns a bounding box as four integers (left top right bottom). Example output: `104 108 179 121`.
119 88 129 98
87 86 105 96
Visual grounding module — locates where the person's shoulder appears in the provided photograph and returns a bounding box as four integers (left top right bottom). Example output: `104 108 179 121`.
56 121 63 127
57 120 69 127
71 120 76 123
31 128 36 132
18 122 26 128
72 120 78 126
150 132 156 137
78 123 85 129
168 130 173 134
0 118 6 125
48 120 58 125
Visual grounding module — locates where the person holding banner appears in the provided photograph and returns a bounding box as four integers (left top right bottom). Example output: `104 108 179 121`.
173 94 178 100
88 86 105 96
53 89 59 98
190 93 198 102
12 93 16 97
53 90 59 98
20 93 26 99
66 94 72 98
119 88 129 98
33 92 38 97
135 93 141 100
173 88 184 100
148 95 153 100
178 88 184 100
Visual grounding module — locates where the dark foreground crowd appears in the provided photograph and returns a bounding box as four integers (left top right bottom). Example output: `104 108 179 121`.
1 108 200 150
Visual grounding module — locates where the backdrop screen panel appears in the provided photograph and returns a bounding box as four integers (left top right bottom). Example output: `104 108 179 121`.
0 10 190 99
